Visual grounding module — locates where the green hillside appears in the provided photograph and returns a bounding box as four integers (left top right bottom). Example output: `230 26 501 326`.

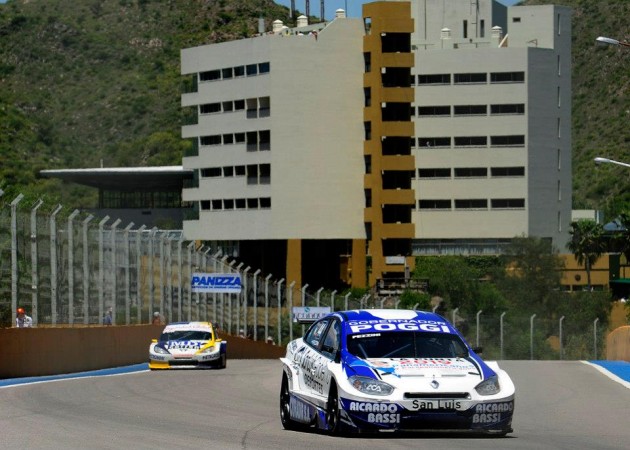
0 0 628 219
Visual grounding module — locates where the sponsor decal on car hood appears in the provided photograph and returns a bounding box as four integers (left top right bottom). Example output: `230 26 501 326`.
364 357 478 377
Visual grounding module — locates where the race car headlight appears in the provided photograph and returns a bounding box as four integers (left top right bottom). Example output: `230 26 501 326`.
198 345 215 354
153 346 170 355
348 376 394 396
475 375 500 396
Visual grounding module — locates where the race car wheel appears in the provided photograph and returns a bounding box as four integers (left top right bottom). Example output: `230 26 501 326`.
280 373 301 430
219 353 227 369
326 382 343 435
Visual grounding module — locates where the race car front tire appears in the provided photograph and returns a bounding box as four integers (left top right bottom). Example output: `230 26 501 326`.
326 381 344 435
280 373 303 431
217 354 227 369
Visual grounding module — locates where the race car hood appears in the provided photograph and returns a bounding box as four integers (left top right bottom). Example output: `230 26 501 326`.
343 352 494 382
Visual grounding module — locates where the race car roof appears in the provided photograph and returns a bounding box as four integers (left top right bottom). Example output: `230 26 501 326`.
336 309 457 334
162 321 213 333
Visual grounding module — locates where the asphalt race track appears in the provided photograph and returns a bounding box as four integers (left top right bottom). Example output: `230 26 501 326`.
1 360 629 450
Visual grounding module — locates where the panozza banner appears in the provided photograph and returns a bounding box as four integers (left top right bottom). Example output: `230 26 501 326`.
191 273 242 293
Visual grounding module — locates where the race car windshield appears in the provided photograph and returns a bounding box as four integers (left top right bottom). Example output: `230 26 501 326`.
347 331 468 359
160 331 212 341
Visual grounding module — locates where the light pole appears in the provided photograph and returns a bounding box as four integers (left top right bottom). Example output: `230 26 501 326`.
594 157 630 169
596 36 630 48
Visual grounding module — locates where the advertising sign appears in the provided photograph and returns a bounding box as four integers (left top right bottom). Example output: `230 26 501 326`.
191 273 242 293
292 306 331 323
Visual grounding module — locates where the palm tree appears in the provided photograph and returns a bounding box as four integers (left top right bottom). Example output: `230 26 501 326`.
567 220 606 290
613 211 630 262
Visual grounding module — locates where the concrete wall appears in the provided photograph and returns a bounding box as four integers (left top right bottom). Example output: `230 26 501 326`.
0 325 285 379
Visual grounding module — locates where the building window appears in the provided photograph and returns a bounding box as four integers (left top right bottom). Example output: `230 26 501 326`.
259 130 271 151
234 66 245 77
234 100 245 110
454 105 487 116
234 133 245 143
259 164 271 184
418 106 451 116
364 17 372 35
463 20 468 39
200 70 220 81
364 155 372 174
222 68 233 79
365 189 372 207
419 199 451 210
246 64 258 76
200 135 221 146
364 87 371 107
480 19 485 38
418 168 451 178
418 74 451 85
490 104 524 115
364 52 371 73
223 134 234 145
490 135 524 147
247 198 258 209
201 167 222 177
455 136 487 147
222 101 233 112
491 199 525 209
260 197 271 209
224 199 234 210
235 166 246 176
419 137 451 148
235 198 246 209
455 199 487 210
490 72 524 83
223 166 234 177
513 17 521 23
200 103 221 114
454 167 487 178
211 199 223 210
364 122 372 140
454 73 487 84
491 167 525 177
258 62 270 74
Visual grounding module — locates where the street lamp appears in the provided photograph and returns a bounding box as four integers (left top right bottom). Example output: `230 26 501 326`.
594 156 630 169
596 36 630 48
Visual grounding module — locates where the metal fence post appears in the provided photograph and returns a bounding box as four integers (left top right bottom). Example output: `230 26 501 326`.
82 215 94 324
212 250 220 323
135 225 146 324
500 312 506 360
50 204 63 325
148 227 157 320
253 269 261 340
316 287 323 307
10 194 24 319
98 216 110 324
186 242 195 322
159 232 166 323
331 290 336 312
243 266 251 336
166 235 173 326
177 236 184 323
452 307 459 326
277 278 284 346
67 209 80 325
220 255 229 328
110 219 121 324
30 199 43 325
123 222 134 325
264 274 272 340
228 259 237 334
476 310 483 348
344 293 350 311
289 281 296 342
235 263 244 333
301 284 309 336
559 316 565 360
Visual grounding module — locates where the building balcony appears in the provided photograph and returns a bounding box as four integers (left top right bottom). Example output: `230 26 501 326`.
380 222 414 239
381 189 415 205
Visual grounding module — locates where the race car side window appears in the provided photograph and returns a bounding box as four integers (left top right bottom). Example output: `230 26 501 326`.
304 319 330 349
321 320 341 360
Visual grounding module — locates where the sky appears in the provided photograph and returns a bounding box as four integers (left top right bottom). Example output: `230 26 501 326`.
275 0 522 21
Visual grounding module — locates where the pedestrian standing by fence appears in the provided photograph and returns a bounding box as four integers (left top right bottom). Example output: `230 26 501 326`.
152 311 163 325
15 307 33 328
104 307 113 326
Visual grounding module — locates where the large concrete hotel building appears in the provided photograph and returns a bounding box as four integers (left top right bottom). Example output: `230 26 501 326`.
180 0 572 291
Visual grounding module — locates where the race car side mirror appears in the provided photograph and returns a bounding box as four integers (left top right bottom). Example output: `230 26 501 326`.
472 346 483 354
151 339 157 343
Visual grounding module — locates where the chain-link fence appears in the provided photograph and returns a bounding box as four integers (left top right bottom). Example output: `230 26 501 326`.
0 192 608 358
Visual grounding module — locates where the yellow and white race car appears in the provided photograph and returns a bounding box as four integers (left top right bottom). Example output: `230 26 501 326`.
149 321 227 369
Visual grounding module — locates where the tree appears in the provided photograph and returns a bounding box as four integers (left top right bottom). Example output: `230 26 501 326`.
612 211 630 262
567 220 606 290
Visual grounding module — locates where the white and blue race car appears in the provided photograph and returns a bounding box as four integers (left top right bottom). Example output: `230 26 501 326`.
280 309 514 435
149 321 227 369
